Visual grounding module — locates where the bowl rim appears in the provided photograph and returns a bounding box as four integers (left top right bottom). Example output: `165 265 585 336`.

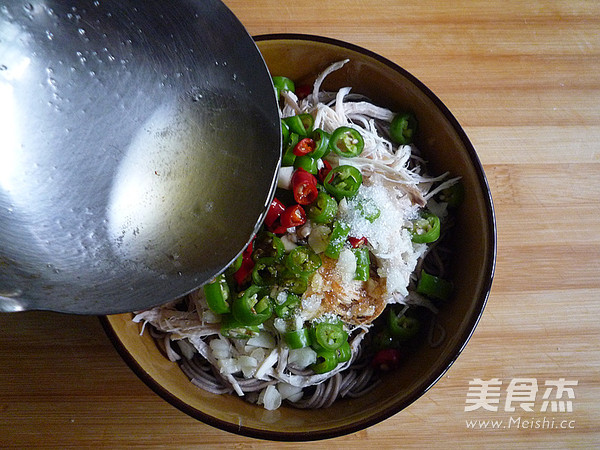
100 33 497 442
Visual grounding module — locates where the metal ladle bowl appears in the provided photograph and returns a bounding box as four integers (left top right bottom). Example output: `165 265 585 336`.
0 0 281 314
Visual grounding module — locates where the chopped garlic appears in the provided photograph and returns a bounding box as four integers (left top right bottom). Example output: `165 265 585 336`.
247 331 276 349
287 347 317 368
259 385 282 411
277 382 303 401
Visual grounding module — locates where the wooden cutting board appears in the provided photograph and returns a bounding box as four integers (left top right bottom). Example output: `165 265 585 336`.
0 0 598 447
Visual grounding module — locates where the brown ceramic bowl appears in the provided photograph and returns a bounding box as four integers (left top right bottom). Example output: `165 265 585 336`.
101 34 496 441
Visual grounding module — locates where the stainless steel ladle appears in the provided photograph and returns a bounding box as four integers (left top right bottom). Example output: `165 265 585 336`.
0 0 281 314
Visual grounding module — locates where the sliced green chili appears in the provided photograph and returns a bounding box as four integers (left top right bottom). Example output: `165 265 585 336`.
411 211 441 244
324 165 362 200
220 314 260 339
417 270 453 301
311 321 348 351
282 133 299 166
281 119 290 148
285 246 322 277
324 220 351 259
387 308 420 341
252 232 285 263
225 253 243 276
356 198 381 223
372 329 399 351
284 328 312 349
310 349 338 374
353 246 370 281
308 192 338 224
251 260 282 286
284 114 314 137
309 128 331 159
274 293 300 319
390 112 417 145
335 341 352 363
272 76 295 100
278 272 309 295
231 285 273 326
330 126 364 157
203 274 231 314
293 155 319 174
439 181 465 208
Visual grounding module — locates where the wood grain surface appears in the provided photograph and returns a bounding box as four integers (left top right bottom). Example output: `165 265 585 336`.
1 0 598 448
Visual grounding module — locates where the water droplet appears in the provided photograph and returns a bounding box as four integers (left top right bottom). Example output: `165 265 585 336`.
107 54 115 62
46 30 54 40
93 0 100 6
23 3 34 12
78 28 86 36
0 65 7 71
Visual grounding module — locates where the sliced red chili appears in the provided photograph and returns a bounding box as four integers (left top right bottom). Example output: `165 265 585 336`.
293 138 316 156
317 159 332 183
348 236 368 248
264 198 285 227
280 204 306 228
291 168 318 205
371 348 402 371
295 84 312 100
233 241 255 287
268 223 288 235
295 183 318 205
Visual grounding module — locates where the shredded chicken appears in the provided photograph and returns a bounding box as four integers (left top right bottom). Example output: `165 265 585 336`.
282 69 451 208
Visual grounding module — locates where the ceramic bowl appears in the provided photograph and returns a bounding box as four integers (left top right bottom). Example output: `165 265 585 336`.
101 34 496 441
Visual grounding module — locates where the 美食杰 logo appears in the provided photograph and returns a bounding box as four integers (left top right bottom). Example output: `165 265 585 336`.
463 378 578 431
465 378 577 412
